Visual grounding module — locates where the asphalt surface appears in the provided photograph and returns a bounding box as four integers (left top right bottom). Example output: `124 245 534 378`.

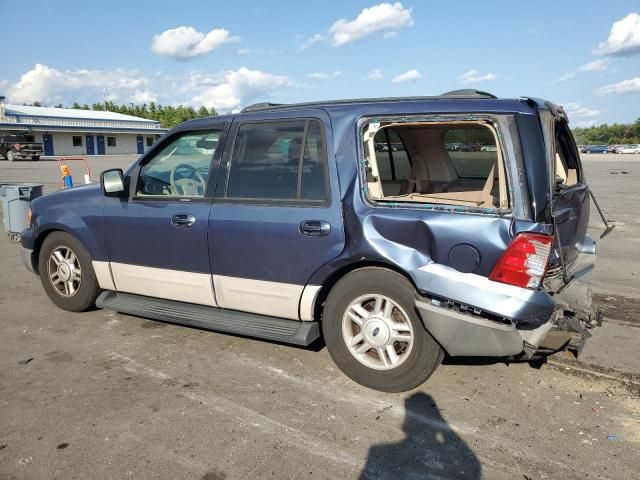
1 154 639 479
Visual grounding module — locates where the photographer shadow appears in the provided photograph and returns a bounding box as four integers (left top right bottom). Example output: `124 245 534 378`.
359 392 481 480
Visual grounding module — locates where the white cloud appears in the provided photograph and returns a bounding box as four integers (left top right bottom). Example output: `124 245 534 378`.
5 63 157 106
556 59 611 83
578 59 610 72
300 34 326 50
306 71 342 80
391 69 422 83
596 77 640 95
151 26 238 60
459 69 497 84
556 72 577 83
366 69 384 80
594 13 640 56
563 102 600 118
3 64 290 112
329 3 413 46
189 67 290 111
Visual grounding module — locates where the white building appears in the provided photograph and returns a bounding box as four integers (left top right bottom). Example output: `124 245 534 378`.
0 100 167 156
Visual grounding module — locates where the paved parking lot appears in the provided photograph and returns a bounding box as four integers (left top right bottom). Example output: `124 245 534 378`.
1 155 639 479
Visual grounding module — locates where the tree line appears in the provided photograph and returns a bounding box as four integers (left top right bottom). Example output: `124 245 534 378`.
571 117 640 145
69 102 218 129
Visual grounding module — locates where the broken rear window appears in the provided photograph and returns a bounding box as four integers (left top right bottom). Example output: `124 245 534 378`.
362 120 509 210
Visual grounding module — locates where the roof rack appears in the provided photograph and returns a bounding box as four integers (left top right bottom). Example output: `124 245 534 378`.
240 102 284 113
240 90 498 114
439 89 497 99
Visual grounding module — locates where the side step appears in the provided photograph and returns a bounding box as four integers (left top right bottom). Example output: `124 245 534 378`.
96 291 321 346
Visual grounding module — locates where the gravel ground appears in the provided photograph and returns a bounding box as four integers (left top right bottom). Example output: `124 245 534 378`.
0 154 639 479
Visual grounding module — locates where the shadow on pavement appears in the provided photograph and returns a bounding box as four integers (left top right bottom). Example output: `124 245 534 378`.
359 392 481 480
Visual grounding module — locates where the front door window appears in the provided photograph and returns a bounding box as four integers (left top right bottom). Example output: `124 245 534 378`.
136 131 221 198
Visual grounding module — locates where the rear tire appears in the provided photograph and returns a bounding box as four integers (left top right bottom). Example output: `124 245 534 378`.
31 155 40 161
38 232 100 312
323 267 443 392
6 149 16 162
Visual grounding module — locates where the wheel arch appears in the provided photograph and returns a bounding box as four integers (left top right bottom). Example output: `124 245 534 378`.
32 227 89 274
310 260 419 324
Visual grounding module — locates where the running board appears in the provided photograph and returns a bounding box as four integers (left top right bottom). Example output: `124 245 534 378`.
96 291 320 346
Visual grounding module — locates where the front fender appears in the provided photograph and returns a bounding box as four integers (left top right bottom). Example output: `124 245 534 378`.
23 185 107 263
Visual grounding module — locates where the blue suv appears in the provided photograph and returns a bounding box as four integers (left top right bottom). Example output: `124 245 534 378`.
20 90 604 392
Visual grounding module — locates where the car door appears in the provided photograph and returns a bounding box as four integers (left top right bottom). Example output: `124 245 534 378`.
103 125 227 306
209 110 345 320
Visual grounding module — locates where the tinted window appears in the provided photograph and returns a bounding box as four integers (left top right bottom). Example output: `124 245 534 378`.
107 136 117 147
136 130 220 198
227 120 327 201
443 127 497 178
72 135 82 147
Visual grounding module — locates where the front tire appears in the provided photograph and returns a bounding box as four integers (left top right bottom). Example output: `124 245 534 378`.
38 232 100 312
323 267 443 392
6 149 16 162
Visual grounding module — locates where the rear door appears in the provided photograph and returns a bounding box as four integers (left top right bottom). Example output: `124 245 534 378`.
208 110 344 320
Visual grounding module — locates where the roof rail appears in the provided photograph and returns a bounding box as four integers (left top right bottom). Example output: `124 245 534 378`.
240 102 284 113
439 89 497 99
238 91 500 114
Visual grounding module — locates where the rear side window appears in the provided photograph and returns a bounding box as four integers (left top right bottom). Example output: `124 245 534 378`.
226 119 327 202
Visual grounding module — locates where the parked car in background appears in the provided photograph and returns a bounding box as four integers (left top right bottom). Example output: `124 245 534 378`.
21 90 602 392
614 144 640 154
0 135 43 161
582 145 613 154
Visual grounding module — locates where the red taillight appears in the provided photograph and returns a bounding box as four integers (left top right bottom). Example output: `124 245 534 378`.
490 233 553 289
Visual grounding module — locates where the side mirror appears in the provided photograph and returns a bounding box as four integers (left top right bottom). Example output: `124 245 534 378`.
101 169 125 196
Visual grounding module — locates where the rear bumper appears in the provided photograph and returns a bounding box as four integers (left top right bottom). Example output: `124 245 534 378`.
413 263 555 327
416 299 553 357
414 234 599 357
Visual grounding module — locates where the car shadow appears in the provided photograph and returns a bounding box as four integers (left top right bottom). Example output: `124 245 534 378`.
359 392 481 480
442 354 548 370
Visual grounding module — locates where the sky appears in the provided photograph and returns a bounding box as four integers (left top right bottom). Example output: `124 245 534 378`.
0 0 639 126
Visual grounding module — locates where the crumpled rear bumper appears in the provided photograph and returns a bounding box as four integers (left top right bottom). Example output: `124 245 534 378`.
415 299 553 357
413 235 599 358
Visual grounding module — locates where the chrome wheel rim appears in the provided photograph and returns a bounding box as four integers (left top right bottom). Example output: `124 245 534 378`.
342 294 414 371
48 246 81 297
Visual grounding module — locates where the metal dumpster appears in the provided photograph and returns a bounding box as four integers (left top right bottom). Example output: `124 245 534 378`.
0 183 43 240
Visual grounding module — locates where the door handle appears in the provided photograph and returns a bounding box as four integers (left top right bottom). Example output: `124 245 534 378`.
300 220 331 237
171 214 196 228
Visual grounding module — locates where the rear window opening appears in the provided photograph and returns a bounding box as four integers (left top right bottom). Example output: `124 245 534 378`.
362 120 509 210
554 122 581 187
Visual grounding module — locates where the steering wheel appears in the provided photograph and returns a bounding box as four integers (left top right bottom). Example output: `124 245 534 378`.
169 163 206 196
